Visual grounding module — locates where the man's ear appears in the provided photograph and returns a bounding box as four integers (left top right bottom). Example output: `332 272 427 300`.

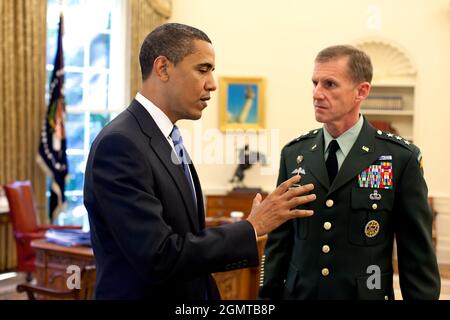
153 56 170 81
355 82 371 103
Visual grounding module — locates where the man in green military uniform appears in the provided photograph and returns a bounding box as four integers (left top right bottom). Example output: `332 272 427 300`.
259 45 440 299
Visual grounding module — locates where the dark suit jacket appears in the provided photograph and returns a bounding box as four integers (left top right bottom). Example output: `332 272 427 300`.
84 100 259 300
259 118 440 300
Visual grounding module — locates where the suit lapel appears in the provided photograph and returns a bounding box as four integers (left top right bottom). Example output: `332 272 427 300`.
303 131 330 190
189 163 206 229
328 118 380 195
127 100 200 231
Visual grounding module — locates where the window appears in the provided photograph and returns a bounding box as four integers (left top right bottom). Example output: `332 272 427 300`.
46 0 128 225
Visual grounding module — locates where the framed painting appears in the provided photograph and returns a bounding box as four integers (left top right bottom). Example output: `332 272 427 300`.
219 77 265 131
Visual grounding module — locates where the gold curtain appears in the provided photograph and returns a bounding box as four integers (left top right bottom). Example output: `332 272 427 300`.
129 0 172 99
0 0 48 225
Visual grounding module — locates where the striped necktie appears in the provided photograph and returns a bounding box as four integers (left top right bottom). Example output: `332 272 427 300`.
170 125 196 203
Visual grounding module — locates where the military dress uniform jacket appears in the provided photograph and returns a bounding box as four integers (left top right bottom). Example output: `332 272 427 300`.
259 118 440 300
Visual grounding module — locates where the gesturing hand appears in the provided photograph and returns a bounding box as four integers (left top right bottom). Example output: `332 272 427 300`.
247 175 316 236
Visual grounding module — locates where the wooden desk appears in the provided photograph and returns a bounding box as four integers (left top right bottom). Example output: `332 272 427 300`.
206 192 270 299
212 235 266 300
31 235 266 300
31 239 95 299
206 191 267 219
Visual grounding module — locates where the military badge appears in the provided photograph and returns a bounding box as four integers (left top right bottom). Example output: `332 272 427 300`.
292 155 306 175
291 167 306 175
365 220 380 238
358 159 393 189
369 190 382 200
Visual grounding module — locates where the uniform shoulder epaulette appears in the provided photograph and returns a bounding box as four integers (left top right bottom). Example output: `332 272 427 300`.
374 129 417 152
285 128 321 147
375 129 424 170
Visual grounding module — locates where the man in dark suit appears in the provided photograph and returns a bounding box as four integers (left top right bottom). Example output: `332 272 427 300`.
259 45 440 300
83 23 317 300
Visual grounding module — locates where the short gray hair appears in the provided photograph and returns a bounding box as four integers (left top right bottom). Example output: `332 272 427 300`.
315 45 373 84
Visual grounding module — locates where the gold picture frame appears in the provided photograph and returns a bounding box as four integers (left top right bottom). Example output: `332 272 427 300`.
219 77 265 131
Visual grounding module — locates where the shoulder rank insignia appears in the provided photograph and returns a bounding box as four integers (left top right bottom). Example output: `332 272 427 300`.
375 130 413 151
285 128 320 147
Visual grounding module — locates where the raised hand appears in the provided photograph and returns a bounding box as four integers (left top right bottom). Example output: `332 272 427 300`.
247 175 316 236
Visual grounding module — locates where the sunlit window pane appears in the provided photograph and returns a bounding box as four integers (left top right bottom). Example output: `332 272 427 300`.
57 194 87 227
90 34 110 68
63 32 84 67
87 73 109 108
65 72 83 108
66 154 86 192
66 0 82 7
89 113 111 145
66 113 85 149
86 0 113 31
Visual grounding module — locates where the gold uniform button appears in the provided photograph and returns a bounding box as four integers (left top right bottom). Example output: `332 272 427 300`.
325 199 334 208
323 222 332 230
321 268 330 276
372 203 378 210
322 245 330 253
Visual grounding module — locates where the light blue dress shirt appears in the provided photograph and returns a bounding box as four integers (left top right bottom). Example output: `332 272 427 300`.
323 115 364 171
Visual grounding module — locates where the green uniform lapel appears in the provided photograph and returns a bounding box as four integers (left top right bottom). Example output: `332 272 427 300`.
328 119 380 195
302 132 329 190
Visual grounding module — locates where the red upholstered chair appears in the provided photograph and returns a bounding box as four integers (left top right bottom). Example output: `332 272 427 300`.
3 181 81 281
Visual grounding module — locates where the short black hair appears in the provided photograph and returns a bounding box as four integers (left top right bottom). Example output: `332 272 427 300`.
139 23 212 81
315 45 373 84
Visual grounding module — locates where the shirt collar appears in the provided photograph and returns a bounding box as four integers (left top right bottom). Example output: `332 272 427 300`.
135 92 174 139
323 115 364 157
